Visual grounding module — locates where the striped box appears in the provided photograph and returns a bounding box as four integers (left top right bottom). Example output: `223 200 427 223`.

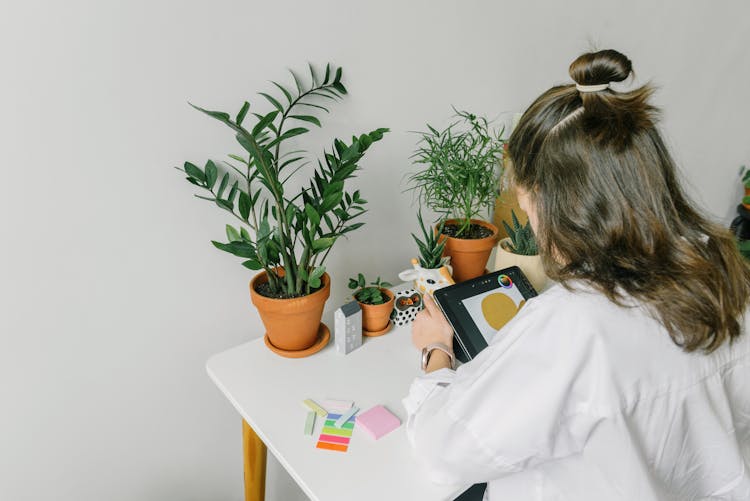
316 413 356 452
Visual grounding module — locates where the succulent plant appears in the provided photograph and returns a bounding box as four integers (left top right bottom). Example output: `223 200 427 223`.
411 211 449 269
348 274 393 305
501 210 538 256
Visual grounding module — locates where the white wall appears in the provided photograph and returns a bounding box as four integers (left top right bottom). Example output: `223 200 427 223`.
1 1 748 500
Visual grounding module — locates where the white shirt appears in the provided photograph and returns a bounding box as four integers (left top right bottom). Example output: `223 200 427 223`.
403 282 750 500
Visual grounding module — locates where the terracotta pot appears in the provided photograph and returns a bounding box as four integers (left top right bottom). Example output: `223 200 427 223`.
358 288 395 336
249 270 330 352
440 219 499 283
493 238 548 292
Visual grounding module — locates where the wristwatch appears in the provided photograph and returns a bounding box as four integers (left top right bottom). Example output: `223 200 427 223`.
421 343 456 371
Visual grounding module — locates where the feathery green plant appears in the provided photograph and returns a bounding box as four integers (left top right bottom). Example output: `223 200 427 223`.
408 108 505 237
502 210 538 256
176 63 388 297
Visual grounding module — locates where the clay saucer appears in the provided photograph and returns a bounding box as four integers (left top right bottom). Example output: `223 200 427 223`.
363 320 392 337
264 323 330 358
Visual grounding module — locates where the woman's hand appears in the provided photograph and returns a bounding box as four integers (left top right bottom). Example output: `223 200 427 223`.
411 293 454 351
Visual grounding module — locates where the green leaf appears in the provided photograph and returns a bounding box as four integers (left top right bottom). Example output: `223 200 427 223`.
241 259 263 270
290 115 321 127
323 63 331 84
238 192 252 221
217 172 230 198
212 240 256 258
226 224 241 242
240 227 251 241
184 162 205 183
334 66 342 83
271 81 293 104
305 204 320 227
267 127 309 148
252 110 279 136
358 273 365 288
205 160 218 189
258 92 283 112
189 103 231 123
312 237 335 251
236 101 250 125
332 82 347 95
309 265 325 280
290 69 304 95
348 278 358 289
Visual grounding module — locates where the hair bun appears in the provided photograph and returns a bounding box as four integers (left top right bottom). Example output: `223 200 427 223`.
569 49 632 86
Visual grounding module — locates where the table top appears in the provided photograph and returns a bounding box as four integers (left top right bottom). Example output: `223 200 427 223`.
206 309 463 501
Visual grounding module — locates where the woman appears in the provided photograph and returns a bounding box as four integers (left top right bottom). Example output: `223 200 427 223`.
404 49 750 500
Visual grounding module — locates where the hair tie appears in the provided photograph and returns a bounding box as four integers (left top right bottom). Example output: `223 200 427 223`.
576 83 609 92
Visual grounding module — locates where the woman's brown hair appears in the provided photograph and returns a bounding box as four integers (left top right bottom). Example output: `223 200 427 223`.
508 49 750 352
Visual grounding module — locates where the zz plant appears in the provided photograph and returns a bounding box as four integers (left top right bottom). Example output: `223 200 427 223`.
177 63 388 298
409 108 505 237
502 210 538 256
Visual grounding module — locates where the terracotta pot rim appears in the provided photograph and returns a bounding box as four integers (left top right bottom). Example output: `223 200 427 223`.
250 269 331 310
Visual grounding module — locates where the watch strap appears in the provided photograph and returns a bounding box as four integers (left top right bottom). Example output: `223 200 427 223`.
421 342 456 371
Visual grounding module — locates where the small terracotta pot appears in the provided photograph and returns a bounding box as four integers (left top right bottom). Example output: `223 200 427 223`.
250 270 330 352
494 237 548 292
357 288 395 336
440 219 499 283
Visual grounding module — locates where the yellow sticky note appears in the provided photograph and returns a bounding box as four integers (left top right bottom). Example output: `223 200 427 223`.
302 398 327 418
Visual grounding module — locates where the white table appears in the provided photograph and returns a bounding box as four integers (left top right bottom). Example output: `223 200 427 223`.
206 314 464 501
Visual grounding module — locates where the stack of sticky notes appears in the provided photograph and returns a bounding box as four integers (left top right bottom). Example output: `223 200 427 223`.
356 405 401 440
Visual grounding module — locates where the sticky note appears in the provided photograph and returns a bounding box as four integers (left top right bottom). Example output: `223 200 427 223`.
356 405 401 440
304 411 316 436
316 413 356 452
335 406 359 428
323 399 353 412
302 399 328 418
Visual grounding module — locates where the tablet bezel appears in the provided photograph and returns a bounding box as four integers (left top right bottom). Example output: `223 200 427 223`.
433 266 538 363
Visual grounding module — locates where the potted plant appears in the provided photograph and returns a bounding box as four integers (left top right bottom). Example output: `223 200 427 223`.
348 274 394 336
409 109 504 282
731 166 750 260
176 63 388 357
398 211 455 296
494 210 548 291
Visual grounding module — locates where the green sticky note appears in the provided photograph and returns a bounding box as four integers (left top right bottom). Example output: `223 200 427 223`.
304 411 316 436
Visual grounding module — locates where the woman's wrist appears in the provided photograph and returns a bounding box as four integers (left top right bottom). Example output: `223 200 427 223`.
425 348 453 373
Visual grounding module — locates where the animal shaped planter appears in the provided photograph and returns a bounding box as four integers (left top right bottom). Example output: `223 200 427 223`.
390 289 423 326
398 258 455 297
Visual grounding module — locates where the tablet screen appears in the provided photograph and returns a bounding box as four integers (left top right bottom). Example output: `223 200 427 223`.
459 275 528 344
434 267 537 362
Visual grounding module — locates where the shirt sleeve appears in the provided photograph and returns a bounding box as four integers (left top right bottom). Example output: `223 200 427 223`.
402 292 602 486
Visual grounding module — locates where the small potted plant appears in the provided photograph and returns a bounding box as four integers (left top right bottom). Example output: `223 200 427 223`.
494 210 548 291
409 109 504 282
348 274 394 336
398 211 455 296
731 166 750 260
175 63 388 357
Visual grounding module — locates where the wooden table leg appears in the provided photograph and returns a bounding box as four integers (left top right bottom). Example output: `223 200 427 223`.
242 419 267 501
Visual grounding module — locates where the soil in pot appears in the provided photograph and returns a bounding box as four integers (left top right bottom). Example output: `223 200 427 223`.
441 222 494 239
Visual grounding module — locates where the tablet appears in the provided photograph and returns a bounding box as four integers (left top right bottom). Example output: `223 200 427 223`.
433 266 538 363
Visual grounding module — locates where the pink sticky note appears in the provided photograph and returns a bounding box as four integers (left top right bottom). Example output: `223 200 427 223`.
356 405 401 440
